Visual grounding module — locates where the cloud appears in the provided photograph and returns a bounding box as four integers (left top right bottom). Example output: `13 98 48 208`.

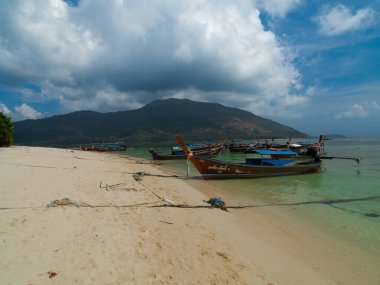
0 0 304 117
314 4 376 36
14 103 42 120
0 103 11 115
255 0 302 18
39 80 143 112
335 101 380 119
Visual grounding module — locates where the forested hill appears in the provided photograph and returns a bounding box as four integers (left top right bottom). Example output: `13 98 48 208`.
14 98 308 146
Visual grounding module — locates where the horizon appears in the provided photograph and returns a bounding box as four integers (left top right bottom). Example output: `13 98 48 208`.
1 0 379 137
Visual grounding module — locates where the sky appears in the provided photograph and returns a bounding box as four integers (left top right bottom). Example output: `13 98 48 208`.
0 0 379 137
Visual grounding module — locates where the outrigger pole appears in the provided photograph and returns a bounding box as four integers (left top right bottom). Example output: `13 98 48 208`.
319 156 360 164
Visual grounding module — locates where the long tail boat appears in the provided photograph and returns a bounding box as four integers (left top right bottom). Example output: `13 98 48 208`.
80 143 127 152
151 145 223 160
175 135 321 179
171 141 225 154
151 152 187 160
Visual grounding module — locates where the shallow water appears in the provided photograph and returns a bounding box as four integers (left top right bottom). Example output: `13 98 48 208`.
126 138 380 260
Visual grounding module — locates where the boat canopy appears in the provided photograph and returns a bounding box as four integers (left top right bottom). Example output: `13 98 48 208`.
254 149 297 156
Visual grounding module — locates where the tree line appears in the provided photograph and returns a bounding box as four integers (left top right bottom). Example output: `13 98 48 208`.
0 112 14 147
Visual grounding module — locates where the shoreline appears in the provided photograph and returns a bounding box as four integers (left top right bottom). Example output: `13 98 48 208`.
132 150 380 284
180 170 380 285
1 146 378 284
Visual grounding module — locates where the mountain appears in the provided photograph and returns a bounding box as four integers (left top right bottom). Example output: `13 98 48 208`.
14 98 308 146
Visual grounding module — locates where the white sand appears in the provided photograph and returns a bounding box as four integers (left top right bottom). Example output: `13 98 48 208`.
0 146 378 284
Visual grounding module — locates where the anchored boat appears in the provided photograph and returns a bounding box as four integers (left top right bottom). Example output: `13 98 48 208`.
175 135 321 179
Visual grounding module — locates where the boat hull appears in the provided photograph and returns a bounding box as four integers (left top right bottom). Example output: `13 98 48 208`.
189 155 321 179
80 146 127 152
151 146 223 160
152 153 187 160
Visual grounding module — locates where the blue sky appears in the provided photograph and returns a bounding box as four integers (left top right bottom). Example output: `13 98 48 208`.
0 0 379 137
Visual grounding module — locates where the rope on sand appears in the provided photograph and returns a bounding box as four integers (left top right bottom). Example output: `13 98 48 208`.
45 198 165 209
121 171 181 179
0 172 179 211
4 196 378 217
128 172 168 201
79 201 163 208
150 204 229 211
99 182 139 192
0 200 164 211
150 195 380 217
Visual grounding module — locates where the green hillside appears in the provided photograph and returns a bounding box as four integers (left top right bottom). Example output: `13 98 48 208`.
14 98 308 146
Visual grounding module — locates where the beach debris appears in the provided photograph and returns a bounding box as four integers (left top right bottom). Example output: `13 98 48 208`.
204 197 227 211
46 198 79 208
159 220 174 224
133 172 145 182
163 197 174 205
99 182 138 192
47 271 58 279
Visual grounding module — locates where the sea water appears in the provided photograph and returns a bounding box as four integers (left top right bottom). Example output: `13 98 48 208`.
126 138 380 261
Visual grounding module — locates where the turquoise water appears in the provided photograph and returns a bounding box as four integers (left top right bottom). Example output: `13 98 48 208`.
126 138 380 258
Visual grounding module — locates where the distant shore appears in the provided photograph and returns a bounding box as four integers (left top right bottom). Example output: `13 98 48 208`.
0 146 378 284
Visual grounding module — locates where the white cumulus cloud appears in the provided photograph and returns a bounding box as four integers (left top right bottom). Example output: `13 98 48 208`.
335 101 380 119
15 103 42 120
314 4 376 36
254 0 302 18
0 0 304 117
0 103 11 115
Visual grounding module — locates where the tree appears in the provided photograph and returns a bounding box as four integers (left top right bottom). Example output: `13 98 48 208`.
0 112 14 147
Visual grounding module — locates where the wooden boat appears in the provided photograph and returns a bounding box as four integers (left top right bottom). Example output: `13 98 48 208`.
288 135 326 151
151 146 223 160
151 152 187 160
80 143 127 152
172 144 209 154
231 138 278 153
228 143 250 152
175 135 321 179
171 141 225 155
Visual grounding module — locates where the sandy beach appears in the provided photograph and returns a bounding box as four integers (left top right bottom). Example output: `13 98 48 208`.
0 146 378 285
